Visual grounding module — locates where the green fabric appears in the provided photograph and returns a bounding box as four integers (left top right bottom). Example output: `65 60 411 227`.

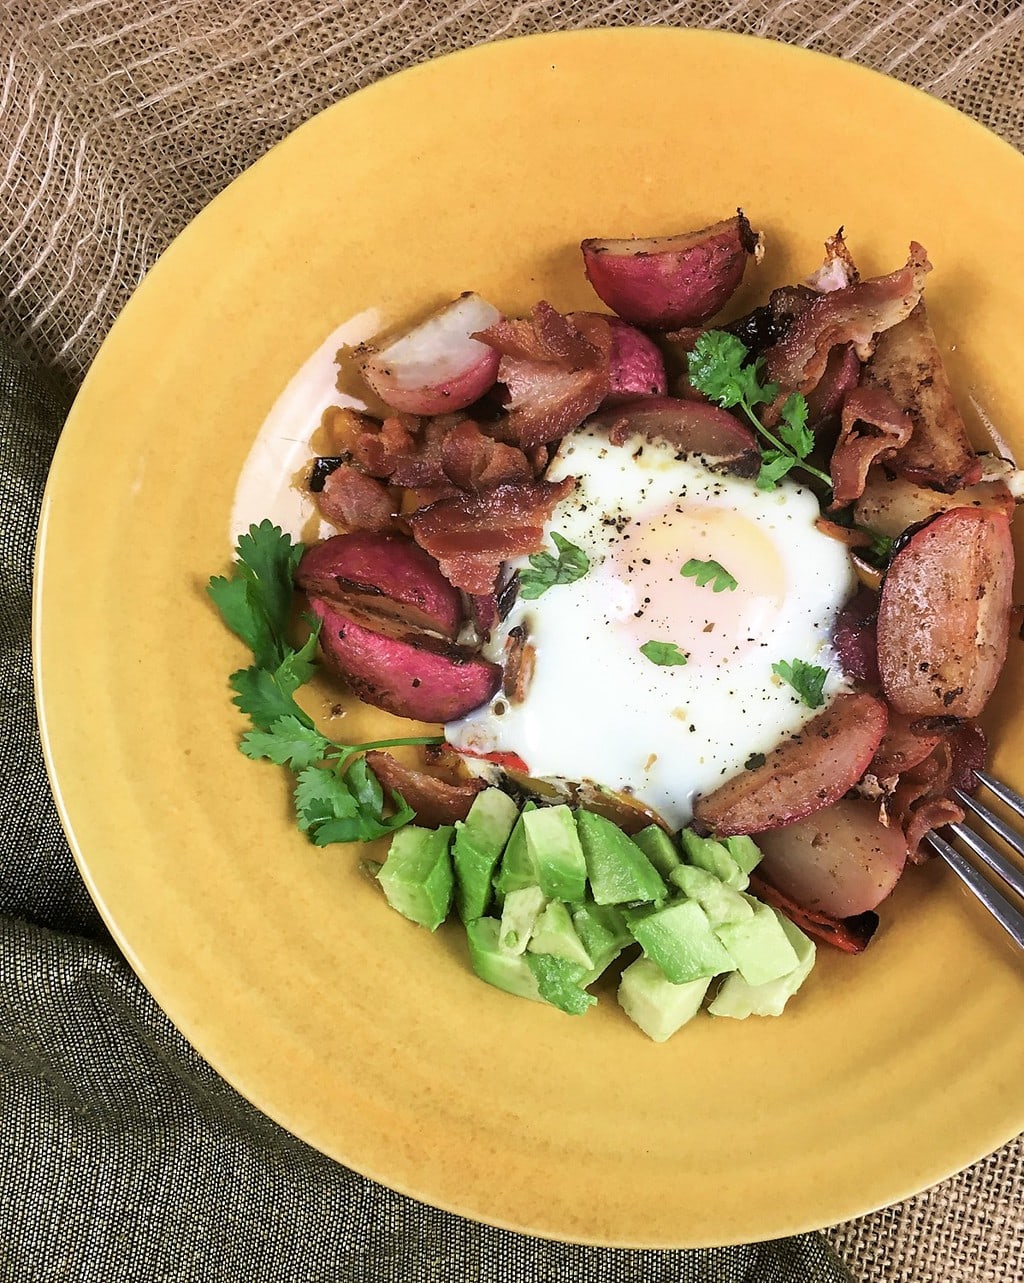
0 338 856 1280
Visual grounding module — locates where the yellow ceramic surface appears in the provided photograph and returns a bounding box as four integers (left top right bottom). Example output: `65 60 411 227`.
34 29 1024 1246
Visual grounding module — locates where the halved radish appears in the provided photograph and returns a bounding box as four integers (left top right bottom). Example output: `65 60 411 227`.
588 395 758 475
581 213 761 329
571 312 667 403
754 798 908 918
360 292 502 415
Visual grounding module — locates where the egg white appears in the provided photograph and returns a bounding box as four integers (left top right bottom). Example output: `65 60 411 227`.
447 425 857 829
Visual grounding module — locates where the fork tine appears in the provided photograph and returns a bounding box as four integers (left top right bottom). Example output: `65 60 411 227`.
945 819 1024 900
954 788 1024 864
925 830 1024 949
975 770 1024 820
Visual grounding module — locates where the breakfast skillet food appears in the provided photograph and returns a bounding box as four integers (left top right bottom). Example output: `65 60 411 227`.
209 213 1019 1039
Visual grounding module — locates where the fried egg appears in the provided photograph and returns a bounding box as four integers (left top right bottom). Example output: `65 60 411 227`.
446 424 857 829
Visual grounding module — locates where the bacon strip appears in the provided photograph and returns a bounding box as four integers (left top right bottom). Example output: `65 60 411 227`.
407 477 575 595
764 243 931 402
476 303 612 449
829 385 914 508
318 464 395 533
439 419 532 491
863 301 982 493
747 873 878 954
365 751 485 826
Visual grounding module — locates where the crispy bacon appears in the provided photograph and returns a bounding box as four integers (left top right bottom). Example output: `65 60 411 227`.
365 751 485 826
350 413 419 478
805 344 860 427
439 418 532 491
863 301 982 493
407 477 575 595
805 229 860 293
829 386 914 508
949 719 987 793
476 303 612 449
869 710 944 779
764 243 931 403
747 873 878 953
890 740 963 860
317 464 395 532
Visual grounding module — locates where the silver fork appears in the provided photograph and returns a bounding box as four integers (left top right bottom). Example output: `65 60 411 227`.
924 771 1024 948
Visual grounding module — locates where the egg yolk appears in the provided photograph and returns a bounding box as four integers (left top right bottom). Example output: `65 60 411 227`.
610 503 788 666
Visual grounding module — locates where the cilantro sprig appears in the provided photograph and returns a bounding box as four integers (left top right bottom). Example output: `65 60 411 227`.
640 641 689 667
208 520 441 843
772 658 829 709
687 331 831 491
518 532 590 600
681 558 738 593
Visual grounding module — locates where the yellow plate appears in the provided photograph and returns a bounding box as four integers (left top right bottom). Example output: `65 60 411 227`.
34 28 1024 1246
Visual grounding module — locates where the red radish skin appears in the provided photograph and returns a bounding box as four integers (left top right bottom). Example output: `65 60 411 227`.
581 213 760 328
361 292 502 416
297 532 463 638
311 597 501 723
571 313 667 403
588 396 758 474
693 693 888 836
754 798 909 917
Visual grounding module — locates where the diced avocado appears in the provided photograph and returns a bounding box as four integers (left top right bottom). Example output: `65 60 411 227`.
492 800 537 904
524 952 596 1015
523 805 588 902
628 899 736 984
714 901 801 985
632 825 682 879
376 825 454 930
679 828 748 890
527 900 592 969
709 912 816 1018
498 884 547 956
575 810 668 905
618 956 712 1042
452 789 519 923
466 917 543 1002
722 834 762 877
670 863 755 927
571 901 631 979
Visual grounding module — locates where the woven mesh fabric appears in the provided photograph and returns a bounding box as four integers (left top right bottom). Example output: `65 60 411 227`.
2 2 1023 1279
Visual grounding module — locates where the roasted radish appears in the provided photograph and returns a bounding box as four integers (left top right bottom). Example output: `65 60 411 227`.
693 693 888 836
754 798 908 918
877 507 1014 718
360 292 502 416
576 314 668 402
310 597 502 723
581 212 761 329
588 395 759 475
854 471 1015 539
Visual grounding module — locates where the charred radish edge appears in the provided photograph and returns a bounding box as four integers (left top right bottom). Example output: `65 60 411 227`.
692 693 888 837
748 873 879 954
876 507 1014 718
359 292 503 417
587 395 760 477
310 596 502 724
581 212 761 329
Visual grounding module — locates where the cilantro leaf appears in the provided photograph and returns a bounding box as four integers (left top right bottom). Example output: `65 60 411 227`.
686 331 831 491
229 663 314 731
346 754 384 816
294 760 417 846
680 558 738 593
865 528 895 564
208 521 304 669
518 532 590 600
240 716 329 769
773 658 829 709
640 641 689 667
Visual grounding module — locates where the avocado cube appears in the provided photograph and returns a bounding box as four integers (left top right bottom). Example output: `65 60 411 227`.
670 863 755 926
714 902 801 985
628 899 736 984
523 805 587 902
377 825 455 930
679 829 748 890
722 834 763 877
452 789 519 923
571 902 631 980
575 810 668 905
466 917 543 1002
527 900 592 969
492 801 537 904
709 912 816 1018
618 957 712 1042
632 825 682 879
524 952 596 1015
498 885 547 956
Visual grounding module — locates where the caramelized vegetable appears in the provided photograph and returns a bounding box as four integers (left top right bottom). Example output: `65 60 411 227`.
877 508 1014 717
588 395 759 475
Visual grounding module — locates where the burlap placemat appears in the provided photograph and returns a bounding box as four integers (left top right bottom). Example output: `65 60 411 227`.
2 3 1022 1279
